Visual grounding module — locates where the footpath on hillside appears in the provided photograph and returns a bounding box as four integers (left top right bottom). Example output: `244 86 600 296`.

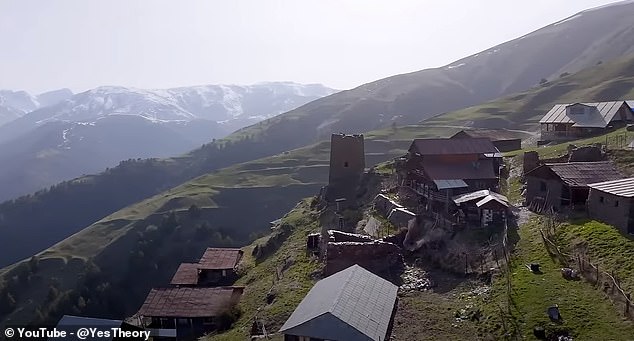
493 159 634 340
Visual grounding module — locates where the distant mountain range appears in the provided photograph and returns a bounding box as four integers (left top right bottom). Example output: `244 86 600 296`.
3 0 634 328
0 88 73 126
0 82 337 201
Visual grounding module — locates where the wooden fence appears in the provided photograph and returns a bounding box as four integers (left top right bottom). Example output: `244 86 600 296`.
539 218 633 320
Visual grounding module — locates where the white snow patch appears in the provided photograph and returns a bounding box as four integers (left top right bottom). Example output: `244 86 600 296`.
446 63 466 70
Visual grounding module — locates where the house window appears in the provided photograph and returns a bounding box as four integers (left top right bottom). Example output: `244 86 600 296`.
343 161 349 168
540 181 547 191
599 196 604 203
615 200 619 207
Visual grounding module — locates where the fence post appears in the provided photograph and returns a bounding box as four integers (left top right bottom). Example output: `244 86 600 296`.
626 293 631 315
465 254 468 275
494 250 500 268
596 264 600 288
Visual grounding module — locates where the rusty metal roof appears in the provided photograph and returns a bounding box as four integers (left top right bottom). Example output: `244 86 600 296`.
542 162 623 187
170 263 199 286
422 159 497 180
198 248 243 270
588 177 634 197
451 129 525 141
137 287 243 318
539 101 630 127
410 138 499 155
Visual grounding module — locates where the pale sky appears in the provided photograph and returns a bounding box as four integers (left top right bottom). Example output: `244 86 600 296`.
0 0 626 94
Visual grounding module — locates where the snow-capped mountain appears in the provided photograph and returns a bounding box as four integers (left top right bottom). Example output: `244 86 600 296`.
0 89 74 126
0 82 337 202
0 90 40 126
0 82 336 142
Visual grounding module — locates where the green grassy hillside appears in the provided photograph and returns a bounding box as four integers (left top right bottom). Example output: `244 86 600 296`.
426 53 634 130
4 50 634 270
4 51 634 328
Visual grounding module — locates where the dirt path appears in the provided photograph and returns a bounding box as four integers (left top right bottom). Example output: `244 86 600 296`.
391 265 490 340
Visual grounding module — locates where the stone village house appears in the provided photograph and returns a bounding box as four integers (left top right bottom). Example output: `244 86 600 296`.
587 177 634 235
524 161 623 211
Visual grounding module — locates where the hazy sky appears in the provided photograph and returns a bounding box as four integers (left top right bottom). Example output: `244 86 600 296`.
0 0 626 93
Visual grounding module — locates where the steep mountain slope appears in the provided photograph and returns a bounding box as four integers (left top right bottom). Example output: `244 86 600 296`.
0 83 336 201
3 3 634 325
216 1 634 141
3 12 634 271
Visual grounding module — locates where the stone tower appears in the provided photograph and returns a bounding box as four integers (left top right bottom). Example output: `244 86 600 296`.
326 133 365 203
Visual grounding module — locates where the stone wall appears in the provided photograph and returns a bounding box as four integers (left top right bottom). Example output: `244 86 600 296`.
325 241 402 278
588 190 632 234
387 207 416 229
327 230 375 243
326 134 365 202
568 145 604 162
374 194 403 217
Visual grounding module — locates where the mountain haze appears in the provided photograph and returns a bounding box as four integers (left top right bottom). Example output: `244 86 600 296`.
3 0 634 327
2 1 634 268
0 89 73 126
0 82 336 201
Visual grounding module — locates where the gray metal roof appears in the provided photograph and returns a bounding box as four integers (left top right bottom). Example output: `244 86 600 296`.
279 264 398 341
588 177 634 198
434 179 468 190
54 315 123 341
476 195 509 208
453 190 508 205
539 101 629 127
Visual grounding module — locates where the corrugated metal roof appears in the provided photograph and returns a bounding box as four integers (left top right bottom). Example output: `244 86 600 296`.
588 177 634 197
410 138 499 155
198 248 243 270
279 264 398 341
453 190 508 205
55 316 123 341
137 287 243 318
543 161 623 187
170 263 199 286
56 315 123 327
476 195 509 208
434 179 468 190
539 101 629 127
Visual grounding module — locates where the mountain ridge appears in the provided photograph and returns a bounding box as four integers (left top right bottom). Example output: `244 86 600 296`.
0 82 337 201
